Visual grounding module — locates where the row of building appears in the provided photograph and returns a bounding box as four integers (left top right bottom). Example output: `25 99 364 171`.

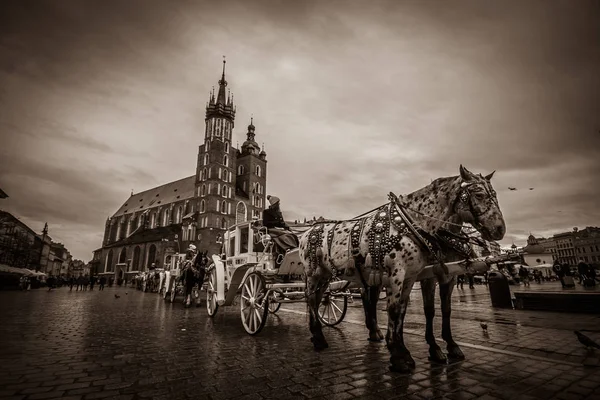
0 205 87 279
508 227 600 268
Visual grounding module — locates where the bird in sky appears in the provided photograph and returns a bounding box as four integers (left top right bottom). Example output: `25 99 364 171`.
508 187 517 191
575 331 600 350
529 188 534 190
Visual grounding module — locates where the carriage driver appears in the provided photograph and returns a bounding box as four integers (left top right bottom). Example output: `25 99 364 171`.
263 195 299 264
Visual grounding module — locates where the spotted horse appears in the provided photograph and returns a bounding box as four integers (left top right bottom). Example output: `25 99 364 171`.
298 165 506 373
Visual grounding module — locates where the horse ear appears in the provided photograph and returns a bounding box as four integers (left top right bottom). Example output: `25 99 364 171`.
484 170 496 181
459 165 474 181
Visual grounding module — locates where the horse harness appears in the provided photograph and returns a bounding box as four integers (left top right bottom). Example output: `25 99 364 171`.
305 187 483 288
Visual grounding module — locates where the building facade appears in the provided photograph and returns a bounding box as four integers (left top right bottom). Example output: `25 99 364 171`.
554 230 578 266
95 61 268 280
572 227 600 267
0 211 51 271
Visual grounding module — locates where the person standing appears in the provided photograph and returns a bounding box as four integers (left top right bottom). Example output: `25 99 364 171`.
89 275 96 291
99 276 106 291
518 266 530 287
553 260 565 288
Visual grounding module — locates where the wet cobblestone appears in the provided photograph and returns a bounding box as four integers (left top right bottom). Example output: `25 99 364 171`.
0 285 599 400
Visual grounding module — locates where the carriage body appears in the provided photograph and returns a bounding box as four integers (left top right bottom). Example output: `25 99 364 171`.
205 221 352 334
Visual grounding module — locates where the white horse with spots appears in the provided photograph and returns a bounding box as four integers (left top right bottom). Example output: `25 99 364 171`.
298 165 506 373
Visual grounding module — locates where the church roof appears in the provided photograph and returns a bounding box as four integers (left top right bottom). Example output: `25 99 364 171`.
112 176 195 218
105 225 181 248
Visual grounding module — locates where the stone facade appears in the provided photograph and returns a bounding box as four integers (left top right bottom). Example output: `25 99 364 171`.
94 61 268 279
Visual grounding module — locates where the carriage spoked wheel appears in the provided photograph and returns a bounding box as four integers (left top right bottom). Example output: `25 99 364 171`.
268 293 282 314
206 267 219 317
240 272 269 335
170 283 177 303
318 293 348 326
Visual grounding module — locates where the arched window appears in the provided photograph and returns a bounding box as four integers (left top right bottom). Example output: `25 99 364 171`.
201 168 207 180
147 244 157 270
221 218 227 229
205 140 210 151
225 142 230 153
150 212 156 228
176 206 182 223
119 247 127 264
201 184 206 196
200 200 206 213
238 165 245 175
133 246 141 271
223 155 228 167
221 185 228 198
163 209 170 226
221 201 227 213
236 202 247 224
256 165 261 177
105 249 114 273
203 154 209 165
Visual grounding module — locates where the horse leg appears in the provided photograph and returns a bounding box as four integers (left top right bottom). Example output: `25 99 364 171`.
439 275 465 361
307 272 330 351
420 277 447 363
362 285 384 341
386 275 417 373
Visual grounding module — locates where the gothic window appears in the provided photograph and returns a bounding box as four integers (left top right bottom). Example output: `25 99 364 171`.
221 185 228 198
201 184 206 196
221 201 227 214
236 202 247 224
223 155 229 167
238 165 245 175
203 154 209 165
221 218 227 229
256 165 262 177
163 209 170 226
176 206 182 223
150 212 156 228
200 200 206 213
202 168 207 181
205 140 210 151
225 142 230 153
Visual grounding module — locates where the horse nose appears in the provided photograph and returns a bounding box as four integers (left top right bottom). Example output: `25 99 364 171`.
494 223 506 239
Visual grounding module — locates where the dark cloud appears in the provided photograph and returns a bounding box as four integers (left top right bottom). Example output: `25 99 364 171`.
0 0 598 259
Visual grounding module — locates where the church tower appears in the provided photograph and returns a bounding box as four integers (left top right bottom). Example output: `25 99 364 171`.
195 59 237 253
236 117 267 221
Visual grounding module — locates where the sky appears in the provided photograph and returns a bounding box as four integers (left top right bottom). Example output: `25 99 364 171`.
1 0 599 261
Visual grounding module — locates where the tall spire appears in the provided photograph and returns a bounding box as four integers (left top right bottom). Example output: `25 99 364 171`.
216 56 227 105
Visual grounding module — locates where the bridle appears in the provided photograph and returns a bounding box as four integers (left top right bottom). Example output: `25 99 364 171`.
453 179 498 230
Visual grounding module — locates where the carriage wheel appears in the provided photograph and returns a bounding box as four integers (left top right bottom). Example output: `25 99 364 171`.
206 268 219 317
318 293 348 326
170 283 177 303
240 273 269 335
268 293 281 314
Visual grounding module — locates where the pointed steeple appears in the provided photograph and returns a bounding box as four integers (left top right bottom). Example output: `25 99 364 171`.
205 58 235 123
216 57 227 105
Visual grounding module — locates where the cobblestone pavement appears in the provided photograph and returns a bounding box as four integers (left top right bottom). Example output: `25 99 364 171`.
0 285 599 400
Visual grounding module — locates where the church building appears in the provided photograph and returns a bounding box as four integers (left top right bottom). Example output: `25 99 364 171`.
92 61 267 277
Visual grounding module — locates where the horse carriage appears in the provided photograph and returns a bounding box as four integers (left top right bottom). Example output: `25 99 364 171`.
205 221 354 334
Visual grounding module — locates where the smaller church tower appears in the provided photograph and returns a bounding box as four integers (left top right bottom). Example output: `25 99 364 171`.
236 118 267 221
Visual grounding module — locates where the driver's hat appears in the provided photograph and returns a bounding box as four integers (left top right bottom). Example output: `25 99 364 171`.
188 244 197 252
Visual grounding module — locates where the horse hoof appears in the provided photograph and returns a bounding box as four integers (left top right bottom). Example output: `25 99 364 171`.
310 337 329 351
388 362 414 374
447 346 465 361
428 348 448 364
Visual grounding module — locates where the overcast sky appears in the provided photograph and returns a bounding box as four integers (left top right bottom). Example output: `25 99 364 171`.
1 0 599 261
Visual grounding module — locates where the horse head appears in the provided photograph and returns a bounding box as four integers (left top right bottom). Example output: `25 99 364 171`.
455 165 505 241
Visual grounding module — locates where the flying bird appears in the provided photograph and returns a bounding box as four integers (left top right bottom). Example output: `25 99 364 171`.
480 322 488 331
508 187 517 191
529 188 534 190
575 331 600 350
114 294 120 299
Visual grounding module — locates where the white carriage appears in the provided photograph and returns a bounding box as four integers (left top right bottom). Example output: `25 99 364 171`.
205 221 353 334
